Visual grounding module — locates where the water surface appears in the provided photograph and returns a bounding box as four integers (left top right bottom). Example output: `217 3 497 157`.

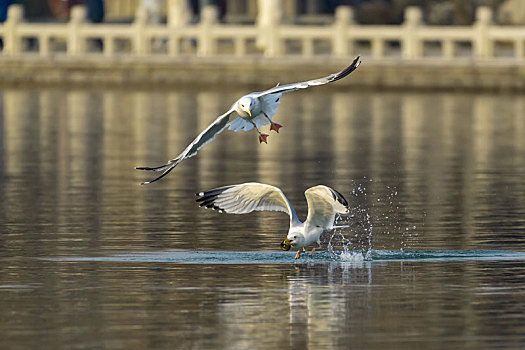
0 87 524 349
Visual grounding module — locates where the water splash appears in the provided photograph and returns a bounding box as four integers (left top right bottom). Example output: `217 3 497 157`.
327 178 420 258
335 250 366 263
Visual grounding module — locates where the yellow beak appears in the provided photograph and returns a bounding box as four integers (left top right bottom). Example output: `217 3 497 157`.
280 238 291 251
247 110 251 117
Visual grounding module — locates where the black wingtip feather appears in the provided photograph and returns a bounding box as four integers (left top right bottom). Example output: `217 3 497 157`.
330 188 349 207
136 163 170 171
196 185 235 198
198 201 221 211
196 195 218 203
137 157 183 184
139 164 177 185
331 56 360 83
195 185 237 210
198 198 220 208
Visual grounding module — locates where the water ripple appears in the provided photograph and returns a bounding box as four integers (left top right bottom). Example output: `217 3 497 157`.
44 249 525 265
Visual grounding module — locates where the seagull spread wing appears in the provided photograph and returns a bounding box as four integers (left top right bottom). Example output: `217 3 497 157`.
136 108 235 185
196 182 300 226
252 56 360 98
304 185 349 230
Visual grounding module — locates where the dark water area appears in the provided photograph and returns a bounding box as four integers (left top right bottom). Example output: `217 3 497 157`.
0 86 524 349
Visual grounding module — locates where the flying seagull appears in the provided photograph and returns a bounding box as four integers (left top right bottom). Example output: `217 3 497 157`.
195 182 350 259
136 56 361 184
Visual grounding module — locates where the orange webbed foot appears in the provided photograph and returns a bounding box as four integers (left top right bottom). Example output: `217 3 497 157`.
259 134 269 144
270 122 282 133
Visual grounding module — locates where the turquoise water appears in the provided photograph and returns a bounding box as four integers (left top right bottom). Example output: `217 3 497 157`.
48 249 525 264
1 87 524 349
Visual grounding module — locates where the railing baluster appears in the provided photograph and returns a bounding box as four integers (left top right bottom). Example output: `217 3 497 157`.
372 38 383 58
235 37 245 57
168 35 180 56
104 35 114 57
443 39 454 59
515 39 524 59
303 38 314 57
40 34 49 57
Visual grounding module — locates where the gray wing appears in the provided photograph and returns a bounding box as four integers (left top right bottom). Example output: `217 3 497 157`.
304 185 349 230
136 108 235 185
252 56 360 98
196 182 300 225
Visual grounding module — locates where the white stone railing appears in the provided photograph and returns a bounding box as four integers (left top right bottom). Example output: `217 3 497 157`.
1 1 525 60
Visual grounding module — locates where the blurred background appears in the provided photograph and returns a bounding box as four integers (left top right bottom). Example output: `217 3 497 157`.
7 0 525 25
2 0 525 88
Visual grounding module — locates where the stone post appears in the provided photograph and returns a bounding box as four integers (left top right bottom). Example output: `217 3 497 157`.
168 0 191 28
67 6 86 56
402 7 422 59
474 7 493 58
133 6 147 55
256 0 282 57
4 4 24 55
198 6 218 56
167 0 191 56
333 6 354 58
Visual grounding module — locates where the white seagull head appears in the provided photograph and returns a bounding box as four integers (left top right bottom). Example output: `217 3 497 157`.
236 96 254 117
282 230 306 250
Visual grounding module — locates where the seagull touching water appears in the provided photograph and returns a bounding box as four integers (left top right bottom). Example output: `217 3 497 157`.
136 56 361 184
195 182 350 259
